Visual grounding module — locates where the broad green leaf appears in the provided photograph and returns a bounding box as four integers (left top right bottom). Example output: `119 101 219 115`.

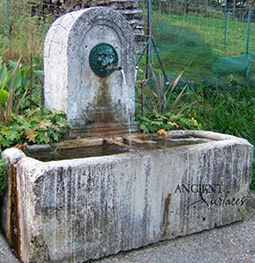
0 63 8 89
139 123 149 133
57 117 71 127
48 130 60 141
9 60 19 69
16 115 27 124
139 116 152 122
21 78 30 89
37 133 50 144
8 122 23 132
0 138 12 148
0 127 10 136
0 89 9 105
21 67 30 77
35 70 44 79
7 71 22 91
6 130 20 142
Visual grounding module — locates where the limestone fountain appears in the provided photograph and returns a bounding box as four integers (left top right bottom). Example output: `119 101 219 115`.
0 7 253 263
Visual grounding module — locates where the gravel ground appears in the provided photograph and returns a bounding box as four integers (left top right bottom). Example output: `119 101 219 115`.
1 191 255 263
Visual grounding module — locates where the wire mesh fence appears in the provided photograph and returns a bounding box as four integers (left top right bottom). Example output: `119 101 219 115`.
140 0 255 54
137 0 255 89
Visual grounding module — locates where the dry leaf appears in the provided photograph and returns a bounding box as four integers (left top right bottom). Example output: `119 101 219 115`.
157 129 167 136
26 129 38 143
167 122 179 128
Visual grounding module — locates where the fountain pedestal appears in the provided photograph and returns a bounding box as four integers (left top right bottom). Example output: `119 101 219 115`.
44 7 137 135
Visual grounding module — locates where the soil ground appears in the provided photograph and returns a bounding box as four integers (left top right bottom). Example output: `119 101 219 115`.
1 191 255 263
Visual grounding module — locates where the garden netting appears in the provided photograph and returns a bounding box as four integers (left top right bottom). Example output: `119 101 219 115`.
150 22 255 90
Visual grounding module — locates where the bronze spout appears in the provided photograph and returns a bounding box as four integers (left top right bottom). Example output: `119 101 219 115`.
105 66 122 71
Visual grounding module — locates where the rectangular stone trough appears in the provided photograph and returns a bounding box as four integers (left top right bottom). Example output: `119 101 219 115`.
1 130 253 262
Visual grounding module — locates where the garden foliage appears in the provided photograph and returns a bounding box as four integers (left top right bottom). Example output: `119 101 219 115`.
0 109 71 151
0 57 71 196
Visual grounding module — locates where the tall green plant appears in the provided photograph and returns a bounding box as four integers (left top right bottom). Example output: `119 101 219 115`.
136 64 200 133
137 63 194 115
0 57 29 126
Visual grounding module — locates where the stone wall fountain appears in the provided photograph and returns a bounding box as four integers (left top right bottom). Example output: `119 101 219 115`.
43 7 138 136
0 7 253 263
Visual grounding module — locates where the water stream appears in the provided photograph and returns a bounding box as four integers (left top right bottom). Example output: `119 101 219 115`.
121 69 132 145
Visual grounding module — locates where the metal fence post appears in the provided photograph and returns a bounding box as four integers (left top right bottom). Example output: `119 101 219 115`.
224 0 227 49
246 5 252 55
6 0 9 37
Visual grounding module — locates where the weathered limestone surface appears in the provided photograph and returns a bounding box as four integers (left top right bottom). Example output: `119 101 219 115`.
0 148 26 243
44 7 137 134
0 234 19 263
1 131 253 262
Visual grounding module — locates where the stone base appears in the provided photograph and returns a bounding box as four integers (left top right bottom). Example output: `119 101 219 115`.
1 131 253 263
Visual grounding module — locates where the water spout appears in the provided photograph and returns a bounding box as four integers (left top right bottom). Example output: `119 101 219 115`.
105 66 122 71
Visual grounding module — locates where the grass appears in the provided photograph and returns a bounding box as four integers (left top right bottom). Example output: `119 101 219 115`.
0 1 53 64
153 11 255 57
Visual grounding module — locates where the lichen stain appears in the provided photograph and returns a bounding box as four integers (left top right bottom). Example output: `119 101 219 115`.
30 234 50 262
161 193 171 238
93 78 114 123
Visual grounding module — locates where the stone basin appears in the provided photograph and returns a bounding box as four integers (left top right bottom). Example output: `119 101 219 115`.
0 130 253 262
24 131 213 162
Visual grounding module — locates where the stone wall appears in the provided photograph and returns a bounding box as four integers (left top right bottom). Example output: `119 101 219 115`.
33 0 145 51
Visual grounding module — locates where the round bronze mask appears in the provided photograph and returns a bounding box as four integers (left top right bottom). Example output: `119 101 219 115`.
89 43 119 77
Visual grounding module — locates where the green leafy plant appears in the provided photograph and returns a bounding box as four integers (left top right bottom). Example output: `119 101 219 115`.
184 84 255 145
0 57 71 153
182 84 255 190
137 112 201 134
0 109 72 152
136 63 198 133
137 64 195 115
0 57 30 126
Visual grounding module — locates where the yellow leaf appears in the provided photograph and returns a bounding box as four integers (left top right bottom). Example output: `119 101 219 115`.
190 117 198 126
157 129 167 136
167 122 179 128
